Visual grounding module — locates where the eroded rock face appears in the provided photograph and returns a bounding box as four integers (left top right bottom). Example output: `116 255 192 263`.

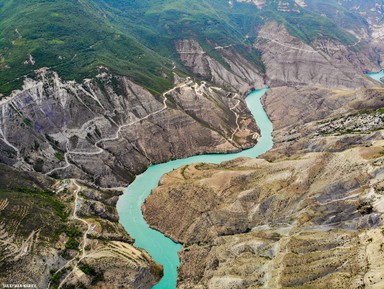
175 39 264 93
0 69 259 187
262 86 384 131
63 241 162 289
143 84 384 288
261 86 384 158
235 0 267 9
255 22 378 88
143 142 384 288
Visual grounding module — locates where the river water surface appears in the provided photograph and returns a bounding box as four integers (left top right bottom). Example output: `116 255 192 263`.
117 69 384 289
366 70 384 83
117 88 273 288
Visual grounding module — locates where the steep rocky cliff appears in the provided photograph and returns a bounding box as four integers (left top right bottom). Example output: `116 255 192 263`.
303 0 384 63
144 143 384 288
261 86 384 158
175 39 264 93
1 1 384 288
0 68 259 187
255 22 378 88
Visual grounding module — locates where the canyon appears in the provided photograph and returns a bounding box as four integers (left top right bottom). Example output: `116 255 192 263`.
144 82 384 288
0 0 383 288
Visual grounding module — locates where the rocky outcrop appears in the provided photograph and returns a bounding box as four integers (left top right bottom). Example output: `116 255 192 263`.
261 86 384 158
370 23 384 55
262 86 384 131
1 2 384 289
340 1 384 67
62 241 162 289
143 141 384 288
0 68 259 187
255 22 378 88
175 39 264 93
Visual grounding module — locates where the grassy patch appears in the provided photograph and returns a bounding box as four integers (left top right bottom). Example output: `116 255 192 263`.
65 226 82 238
65 237 79 250
54 152 65 162
50 268 69 289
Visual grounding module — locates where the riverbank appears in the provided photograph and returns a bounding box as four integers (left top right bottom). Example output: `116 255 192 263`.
140 72 384 288
117 88 273 288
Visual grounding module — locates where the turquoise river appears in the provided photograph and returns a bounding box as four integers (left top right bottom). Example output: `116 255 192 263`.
117 70 383 289
117 87 273 289
366 69 384 84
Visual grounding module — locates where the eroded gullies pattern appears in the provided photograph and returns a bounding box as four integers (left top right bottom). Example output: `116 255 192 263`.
118 88 273 289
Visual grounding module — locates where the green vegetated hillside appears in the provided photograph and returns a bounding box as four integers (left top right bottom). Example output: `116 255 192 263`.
0 0 174 95
0 0 361 96
302 0 367 28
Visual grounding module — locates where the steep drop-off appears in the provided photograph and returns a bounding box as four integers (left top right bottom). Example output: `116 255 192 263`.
255 22 377 88
1 1 384 288
0 69 259 187
143 85 384 288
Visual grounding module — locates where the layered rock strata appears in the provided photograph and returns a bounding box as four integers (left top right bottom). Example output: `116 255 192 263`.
143 85 384 288
255 22 378 88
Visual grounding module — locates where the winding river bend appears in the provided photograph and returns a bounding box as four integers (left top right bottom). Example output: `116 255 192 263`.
116 71 384 288
117 88 273 288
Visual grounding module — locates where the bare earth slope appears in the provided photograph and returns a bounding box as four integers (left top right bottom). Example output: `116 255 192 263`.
0 69 259 187
144 136 384 289
143 85 384 288
255 22 377 89
0 2 383 287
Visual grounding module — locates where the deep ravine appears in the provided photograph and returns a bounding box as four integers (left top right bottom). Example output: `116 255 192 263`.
117 88 273 288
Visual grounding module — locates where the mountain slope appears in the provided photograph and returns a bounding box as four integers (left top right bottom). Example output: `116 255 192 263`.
144 86 384 288
0 0 174 95
0 0 384 288
2 0 380 96
0 163 162 288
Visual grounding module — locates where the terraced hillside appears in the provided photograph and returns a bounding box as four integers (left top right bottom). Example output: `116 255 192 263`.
0 164 162 288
